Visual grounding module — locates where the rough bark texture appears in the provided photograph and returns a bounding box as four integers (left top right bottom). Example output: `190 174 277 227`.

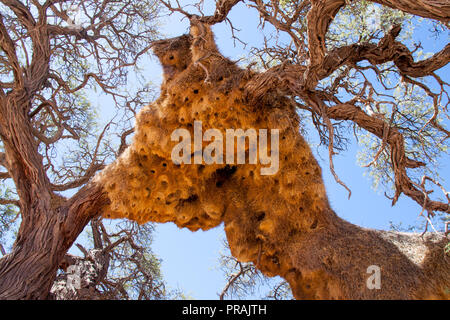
0 108 106 295
372 0 450 22
0 183 108 299
96 24 450 299
0 74 108 300
0 0 145 299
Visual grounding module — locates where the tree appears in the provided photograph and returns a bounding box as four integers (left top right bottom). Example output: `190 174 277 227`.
50 219 174 300
0 0 449 299
0 0 161 299
218 238 293 300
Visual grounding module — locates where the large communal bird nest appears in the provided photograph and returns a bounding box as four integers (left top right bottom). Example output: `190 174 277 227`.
96 21 450 300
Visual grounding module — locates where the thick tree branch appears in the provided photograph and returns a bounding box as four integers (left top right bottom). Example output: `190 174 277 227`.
319 25 450 81
160 0 242 24
0 198 20 206
200 0 243 24
0 172 10 180
371 0 450 23
0 0 36 29
0 14 23 87
326 102 449 213
305 0 345 89
0 152 6 168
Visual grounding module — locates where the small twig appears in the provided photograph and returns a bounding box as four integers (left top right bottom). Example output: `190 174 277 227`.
219 262 247 300
76 243 89 258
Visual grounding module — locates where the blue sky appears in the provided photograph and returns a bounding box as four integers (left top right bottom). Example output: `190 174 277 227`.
134 3 450 299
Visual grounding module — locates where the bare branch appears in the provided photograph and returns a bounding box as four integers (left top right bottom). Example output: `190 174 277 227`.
0 172 10 180
160 0 242 25
0 198 20 207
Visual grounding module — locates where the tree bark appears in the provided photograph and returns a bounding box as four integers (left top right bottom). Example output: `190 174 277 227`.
372 0 450 22
0 183 108 299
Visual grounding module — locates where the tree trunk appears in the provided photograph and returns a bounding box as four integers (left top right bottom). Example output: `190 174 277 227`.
0 183 108 299
0 87 109 299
